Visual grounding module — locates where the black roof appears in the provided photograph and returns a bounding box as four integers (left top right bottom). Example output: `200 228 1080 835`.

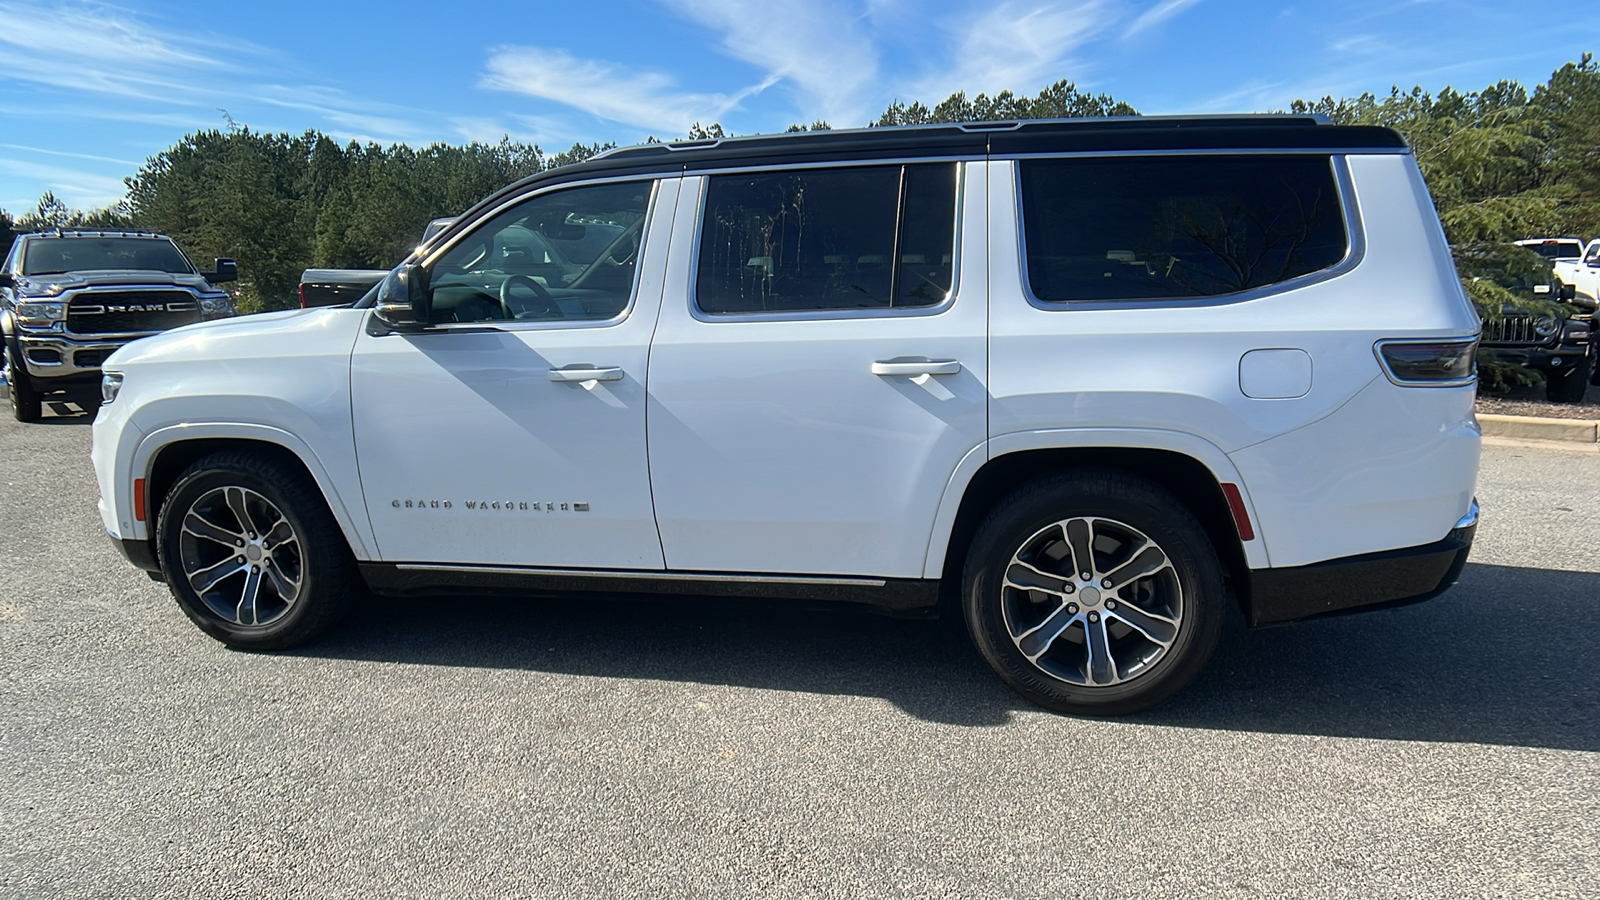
454 115 1407 233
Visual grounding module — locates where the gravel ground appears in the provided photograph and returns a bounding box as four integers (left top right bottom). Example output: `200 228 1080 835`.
1475 377 1600 419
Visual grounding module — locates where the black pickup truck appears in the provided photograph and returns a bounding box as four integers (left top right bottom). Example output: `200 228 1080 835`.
0 230 237 420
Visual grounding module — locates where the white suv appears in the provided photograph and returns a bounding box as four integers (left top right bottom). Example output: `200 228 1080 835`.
91 117 1482 715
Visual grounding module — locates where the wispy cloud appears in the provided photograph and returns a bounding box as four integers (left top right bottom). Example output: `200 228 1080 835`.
906 1 1114 103
0 155 129 209
658 0 880 125
0 0 235 103
0 144 137 166
1123 0 1204 38
481 46 775 134
250 85 430 145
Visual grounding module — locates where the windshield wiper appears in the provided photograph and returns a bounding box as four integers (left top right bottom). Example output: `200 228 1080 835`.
23 270 68 276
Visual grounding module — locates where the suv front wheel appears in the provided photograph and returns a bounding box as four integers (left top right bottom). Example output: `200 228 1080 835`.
1545 357 1592 403
963 471 1225 716
156 450 360 649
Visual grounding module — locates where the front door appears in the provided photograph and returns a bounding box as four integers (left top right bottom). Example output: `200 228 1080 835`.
352 177 679 568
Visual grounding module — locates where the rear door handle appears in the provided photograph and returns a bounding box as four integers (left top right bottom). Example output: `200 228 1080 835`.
871 358 961 377
549 366 624 382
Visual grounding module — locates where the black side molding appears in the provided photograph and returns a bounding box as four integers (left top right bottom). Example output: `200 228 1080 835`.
359 563 942 617
1247 524 1475 626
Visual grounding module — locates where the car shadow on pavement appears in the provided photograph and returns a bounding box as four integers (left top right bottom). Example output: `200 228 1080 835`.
1136 562 1599 751
302 561 1598 748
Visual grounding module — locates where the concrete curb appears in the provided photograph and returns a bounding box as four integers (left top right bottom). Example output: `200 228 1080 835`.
1478 413 1600 443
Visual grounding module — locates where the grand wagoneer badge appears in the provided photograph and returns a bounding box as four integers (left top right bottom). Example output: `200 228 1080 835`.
391 499 589 512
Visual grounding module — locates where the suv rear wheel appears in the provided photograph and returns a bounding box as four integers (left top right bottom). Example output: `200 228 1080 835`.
156 450 359 649
963 471 1225 716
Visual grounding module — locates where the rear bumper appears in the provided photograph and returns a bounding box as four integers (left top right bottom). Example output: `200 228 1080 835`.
1247 501 1477 626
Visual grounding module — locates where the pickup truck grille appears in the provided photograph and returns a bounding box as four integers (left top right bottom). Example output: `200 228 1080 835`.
67 291 201 335
1480 314 1546 345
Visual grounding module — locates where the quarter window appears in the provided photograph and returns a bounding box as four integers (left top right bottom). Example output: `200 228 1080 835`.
1019 156 1348 303
696 163 958 314
426 180 652 324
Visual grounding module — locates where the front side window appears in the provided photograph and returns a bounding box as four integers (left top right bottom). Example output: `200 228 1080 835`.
696 163 958 314
1019 156 1349 303
22 237 194 277
426 180 652 324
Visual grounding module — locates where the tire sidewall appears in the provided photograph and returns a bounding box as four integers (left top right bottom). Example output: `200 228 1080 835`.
157 462 325 648
964 475 1224 715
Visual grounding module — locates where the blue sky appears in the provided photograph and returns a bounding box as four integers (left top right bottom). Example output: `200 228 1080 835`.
0 0 1587 213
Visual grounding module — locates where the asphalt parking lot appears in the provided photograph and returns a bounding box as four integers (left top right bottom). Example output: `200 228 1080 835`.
2 407 1597 899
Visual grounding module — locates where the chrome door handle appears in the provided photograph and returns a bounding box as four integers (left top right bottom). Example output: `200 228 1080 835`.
548 366 624 382
871 359 961 376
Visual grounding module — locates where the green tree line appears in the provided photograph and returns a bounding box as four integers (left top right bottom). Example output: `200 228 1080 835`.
3 62 1597 314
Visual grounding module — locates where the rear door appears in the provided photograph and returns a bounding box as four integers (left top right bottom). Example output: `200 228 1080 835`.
645 161 989 578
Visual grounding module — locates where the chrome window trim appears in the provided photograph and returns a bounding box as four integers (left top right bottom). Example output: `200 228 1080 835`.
999 146 1411 160
1010 154 1367 312
685 161 967 324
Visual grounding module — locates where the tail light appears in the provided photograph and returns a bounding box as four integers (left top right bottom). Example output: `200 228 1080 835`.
298 283 307 309
1374 338 1478 386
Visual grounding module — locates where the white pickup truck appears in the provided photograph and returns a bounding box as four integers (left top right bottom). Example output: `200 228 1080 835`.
1552 238 1600 305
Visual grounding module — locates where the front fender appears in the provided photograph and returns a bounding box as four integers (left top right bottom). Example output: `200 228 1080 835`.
123 423 375 560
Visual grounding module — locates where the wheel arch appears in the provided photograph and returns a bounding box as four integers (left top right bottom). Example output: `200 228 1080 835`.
928 431 1265 618
131 425 375 561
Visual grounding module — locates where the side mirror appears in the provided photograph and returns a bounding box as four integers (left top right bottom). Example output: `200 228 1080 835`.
0 272 13 289
205 259 238 283
373 264 432 332
1559 282 1577 302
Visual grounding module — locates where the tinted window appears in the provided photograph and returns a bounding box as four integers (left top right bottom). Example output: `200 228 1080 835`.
426 181 651 324
1019 156 1348 302
22 237 193 276
696 163 957 314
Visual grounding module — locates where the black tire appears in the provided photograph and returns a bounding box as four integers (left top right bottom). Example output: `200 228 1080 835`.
5 350 41 422
1545 358 1591 403
963 470 1225 716
156 449 360 649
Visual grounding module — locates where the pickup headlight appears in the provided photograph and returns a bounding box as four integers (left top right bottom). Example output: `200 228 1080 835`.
1533 315 1559 338
199 296 234 316
15 300 65 326
101 371 124 405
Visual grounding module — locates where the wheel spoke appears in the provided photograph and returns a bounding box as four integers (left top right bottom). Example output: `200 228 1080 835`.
262 564 301 606
261 518 296 552
1015 603 1080 659
1108 602 1178 646
182 509 245 549
225 487 260 538
1103 545 1170 590
1063 518 1095 579
189 556 244 594
1084 617 1117 685
236 567 264 625
1003 559 1072 595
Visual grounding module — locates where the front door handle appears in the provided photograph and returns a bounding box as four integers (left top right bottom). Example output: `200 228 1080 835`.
549 366 624 382
871 358 961 377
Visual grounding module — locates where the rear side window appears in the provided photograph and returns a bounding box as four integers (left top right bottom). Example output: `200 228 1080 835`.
1019 156 1348 303
696 163 957 314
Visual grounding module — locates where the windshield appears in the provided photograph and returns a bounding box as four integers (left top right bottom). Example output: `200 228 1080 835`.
22 237 194 277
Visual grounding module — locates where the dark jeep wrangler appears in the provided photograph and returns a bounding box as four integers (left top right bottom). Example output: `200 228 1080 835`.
1459 244 1598 403
0 230 238 421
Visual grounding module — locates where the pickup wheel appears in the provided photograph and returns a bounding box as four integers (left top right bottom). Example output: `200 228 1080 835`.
156 450 359 649
963 471 1225 716
4 349 41 422
1545 358 1591 403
